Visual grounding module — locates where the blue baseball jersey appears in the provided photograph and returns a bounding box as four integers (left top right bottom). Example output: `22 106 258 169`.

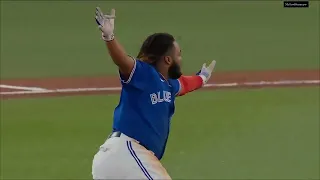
112 59 181 160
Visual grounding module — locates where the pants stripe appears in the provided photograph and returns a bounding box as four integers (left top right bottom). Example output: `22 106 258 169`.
126 141 153 180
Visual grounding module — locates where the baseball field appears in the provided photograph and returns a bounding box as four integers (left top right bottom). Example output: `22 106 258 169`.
1 1 319 179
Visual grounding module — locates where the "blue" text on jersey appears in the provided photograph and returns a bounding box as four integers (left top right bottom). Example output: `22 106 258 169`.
150 91 171 105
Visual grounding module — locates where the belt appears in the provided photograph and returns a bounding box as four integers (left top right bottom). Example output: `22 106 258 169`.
108 131 143 145
108 131 122 138
108 131 140 144
108 131 155 156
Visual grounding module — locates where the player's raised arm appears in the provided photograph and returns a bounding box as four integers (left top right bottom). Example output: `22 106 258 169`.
95 7 134 79
176 60 216 96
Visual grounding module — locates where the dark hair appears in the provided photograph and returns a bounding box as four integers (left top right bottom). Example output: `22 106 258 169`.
137 33 175 64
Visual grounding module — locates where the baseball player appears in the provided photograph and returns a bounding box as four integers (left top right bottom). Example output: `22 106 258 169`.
92 7 216 180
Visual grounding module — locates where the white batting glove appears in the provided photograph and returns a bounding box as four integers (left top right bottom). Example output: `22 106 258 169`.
95 7 116 41
198 60 216 85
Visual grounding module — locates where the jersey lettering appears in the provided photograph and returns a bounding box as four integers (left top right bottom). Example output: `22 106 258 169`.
150 91 171 105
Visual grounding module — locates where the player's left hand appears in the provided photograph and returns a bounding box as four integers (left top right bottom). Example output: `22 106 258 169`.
197 60 216 85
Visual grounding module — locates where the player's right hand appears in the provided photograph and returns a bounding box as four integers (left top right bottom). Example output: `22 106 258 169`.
198 60 216 85
95 7 116 41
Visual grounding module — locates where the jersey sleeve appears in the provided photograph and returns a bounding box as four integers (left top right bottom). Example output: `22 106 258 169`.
119 58 150 90
169 79 182 96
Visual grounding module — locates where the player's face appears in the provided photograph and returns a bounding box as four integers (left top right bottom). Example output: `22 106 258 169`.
167 41 182 79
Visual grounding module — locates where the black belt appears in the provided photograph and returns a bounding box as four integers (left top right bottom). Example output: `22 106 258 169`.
108 131 153 155
108 131 122 138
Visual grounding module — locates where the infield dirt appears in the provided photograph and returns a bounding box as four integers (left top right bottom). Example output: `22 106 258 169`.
0 69 319 100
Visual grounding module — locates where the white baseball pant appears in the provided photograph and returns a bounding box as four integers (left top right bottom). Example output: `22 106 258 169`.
92 133 171 180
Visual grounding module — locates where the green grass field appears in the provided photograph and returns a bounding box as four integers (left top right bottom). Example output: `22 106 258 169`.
2 87 319 179
1 1 319 78
1 1 319 179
